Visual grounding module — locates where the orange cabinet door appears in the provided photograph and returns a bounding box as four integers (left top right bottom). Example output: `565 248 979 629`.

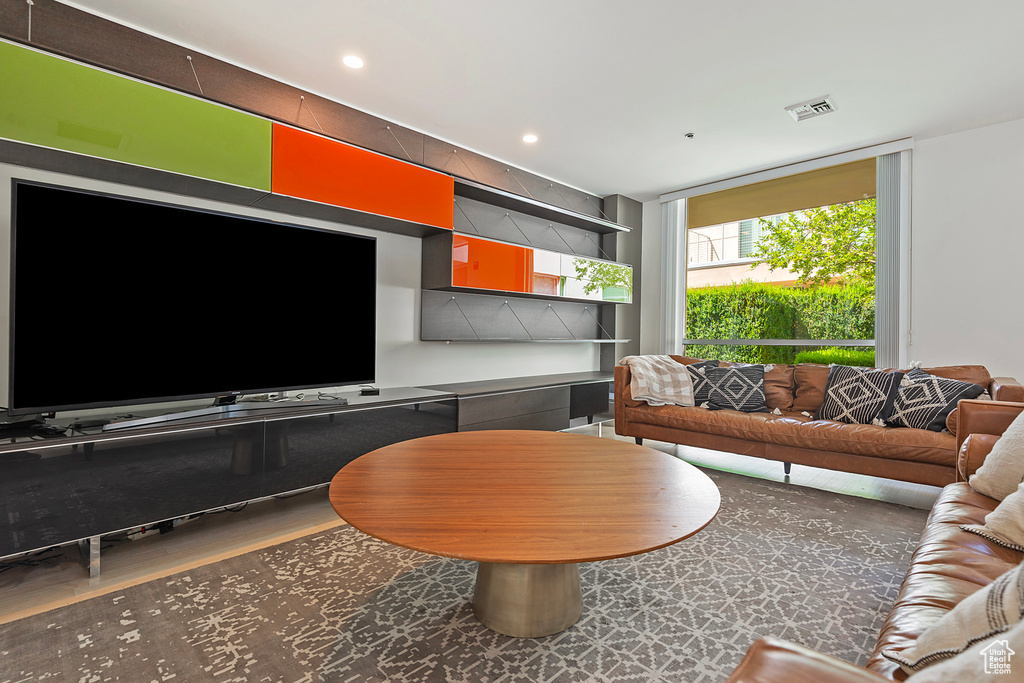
272 124 453 230
452 235 535 293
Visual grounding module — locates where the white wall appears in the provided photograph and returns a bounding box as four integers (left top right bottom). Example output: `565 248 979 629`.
639 198 662 354
641 118 1024 381
0 163 600 414
910 117 1024 380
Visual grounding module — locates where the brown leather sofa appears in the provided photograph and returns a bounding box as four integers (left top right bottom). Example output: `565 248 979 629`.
724 398 1024 681
614 358 1024 487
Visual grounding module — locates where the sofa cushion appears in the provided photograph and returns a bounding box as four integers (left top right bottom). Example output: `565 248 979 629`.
620 385 643 408
866 483 1021 678
962 480 1024 552
817 365 904 425
763 364 796 411
922 365 992 389
622 400 954 463
946 393 992 437
669 355 709 366
757 415 956 464
886 369 986 432
620 403 955 464
622 403 805 442
792 363 831 413
881 560 1024 673
969 409 1024 501
702 365 770 412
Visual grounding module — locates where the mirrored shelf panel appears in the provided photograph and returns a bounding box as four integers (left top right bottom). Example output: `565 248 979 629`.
423 233 633 305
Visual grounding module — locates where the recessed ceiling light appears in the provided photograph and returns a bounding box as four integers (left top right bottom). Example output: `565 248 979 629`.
342 55 364 69
522 134 538 143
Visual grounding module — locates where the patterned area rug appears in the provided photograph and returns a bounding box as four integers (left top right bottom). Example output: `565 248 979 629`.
0 469 929 682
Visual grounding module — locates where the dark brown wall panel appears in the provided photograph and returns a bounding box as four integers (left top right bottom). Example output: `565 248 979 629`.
0 0 601 217
2 0 202 95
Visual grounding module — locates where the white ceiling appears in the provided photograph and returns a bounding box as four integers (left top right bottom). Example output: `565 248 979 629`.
63 1 1024 201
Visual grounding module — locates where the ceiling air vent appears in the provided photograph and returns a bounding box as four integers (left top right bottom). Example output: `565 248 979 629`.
785 96 837 122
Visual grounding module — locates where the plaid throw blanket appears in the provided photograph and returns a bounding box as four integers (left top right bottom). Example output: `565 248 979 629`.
619 355 694 407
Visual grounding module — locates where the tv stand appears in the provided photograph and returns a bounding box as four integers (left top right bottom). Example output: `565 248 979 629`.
0 412 49 432
101 397 350 432
1 387 457 565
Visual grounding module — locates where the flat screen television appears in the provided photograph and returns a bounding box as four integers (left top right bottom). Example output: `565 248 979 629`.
8 180 377 416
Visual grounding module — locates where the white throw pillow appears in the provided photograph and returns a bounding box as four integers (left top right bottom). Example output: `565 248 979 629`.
969 410 1024 501
961 480 1024 551
907 619 1024 682
882 562 1024 672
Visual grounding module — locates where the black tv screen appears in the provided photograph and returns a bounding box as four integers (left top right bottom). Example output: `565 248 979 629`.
8 180 377 415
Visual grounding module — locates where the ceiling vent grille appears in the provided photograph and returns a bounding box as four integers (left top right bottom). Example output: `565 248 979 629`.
785 96 837 122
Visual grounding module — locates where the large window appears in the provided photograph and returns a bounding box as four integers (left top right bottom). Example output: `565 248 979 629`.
684 200 876 365
660 150 909 368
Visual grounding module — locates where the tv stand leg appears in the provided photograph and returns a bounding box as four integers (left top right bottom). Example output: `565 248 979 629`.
78 535 101 578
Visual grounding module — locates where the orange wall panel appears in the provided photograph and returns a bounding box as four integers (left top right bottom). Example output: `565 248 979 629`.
452 235 535 293
271 124 453 229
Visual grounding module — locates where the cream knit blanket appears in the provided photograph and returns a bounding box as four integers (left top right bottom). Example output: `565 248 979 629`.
619 355 694 407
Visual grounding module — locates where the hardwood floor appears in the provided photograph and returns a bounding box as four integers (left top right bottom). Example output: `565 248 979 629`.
0 420 941 625
0 487 345 625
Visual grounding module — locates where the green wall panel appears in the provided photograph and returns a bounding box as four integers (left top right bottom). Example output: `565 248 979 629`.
0 42 271 190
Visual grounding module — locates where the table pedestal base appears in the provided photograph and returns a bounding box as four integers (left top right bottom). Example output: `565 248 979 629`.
472 562 582 637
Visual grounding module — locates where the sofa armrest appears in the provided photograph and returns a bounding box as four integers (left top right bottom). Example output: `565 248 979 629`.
614 364 630 436
957 433 1001 481
990 376 1024 403
725 639 888 683
955 399 1024 453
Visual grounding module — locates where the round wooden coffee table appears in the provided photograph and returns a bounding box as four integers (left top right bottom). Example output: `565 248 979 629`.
328 430 720 637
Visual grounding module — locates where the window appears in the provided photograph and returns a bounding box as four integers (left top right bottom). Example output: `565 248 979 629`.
684 199 876 365
737 219 761 258
659 150 909 368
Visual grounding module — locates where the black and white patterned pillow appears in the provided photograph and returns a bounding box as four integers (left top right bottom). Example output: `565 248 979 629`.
886 369 986 431
816 365 904 425
702 365 769 413
685 360 720 406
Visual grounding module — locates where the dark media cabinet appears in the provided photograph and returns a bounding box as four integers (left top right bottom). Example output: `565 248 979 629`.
0 373 612 569
422 371 613 431
0 388 457 562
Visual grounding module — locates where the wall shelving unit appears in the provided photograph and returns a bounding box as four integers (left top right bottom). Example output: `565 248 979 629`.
453 177 626 235
0 8 640 567
421 184 633 344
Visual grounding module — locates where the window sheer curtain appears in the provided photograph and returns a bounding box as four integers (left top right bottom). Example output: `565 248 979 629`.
660 198 686 355
874 150 912 369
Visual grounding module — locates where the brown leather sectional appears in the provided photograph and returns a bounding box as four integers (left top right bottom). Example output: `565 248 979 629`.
724 399 1024 682
614 357 1024 487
